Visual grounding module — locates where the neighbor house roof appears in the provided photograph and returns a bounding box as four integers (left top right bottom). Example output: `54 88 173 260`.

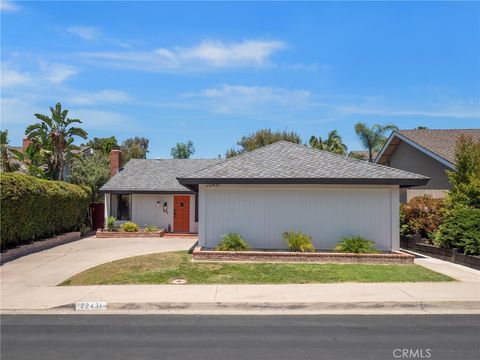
375 129 480 168
177 141 429 187
348 150 378 161
100 159 223 194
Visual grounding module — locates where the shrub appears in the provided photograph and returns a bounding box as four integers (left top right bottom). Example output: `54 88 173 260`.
283 231 315 252
120 222 140 232
333 236 380 254
106 217 116 231
400 195 444 238
0 173 90 249
435 207 480 255
216 233 251 251
144 225 157 233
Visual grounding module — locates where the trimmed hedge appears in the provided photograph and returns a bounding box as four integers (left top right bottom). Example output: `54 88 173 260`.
1 173 91 249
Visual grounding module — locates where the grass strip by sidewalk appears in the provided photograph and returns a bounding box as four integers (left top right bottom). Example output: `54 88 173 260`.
60 251 453 285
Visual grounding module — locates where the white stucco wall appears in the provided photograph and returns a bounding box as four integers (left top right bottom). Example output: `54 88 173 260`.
198 184 400 251
105 193 197 232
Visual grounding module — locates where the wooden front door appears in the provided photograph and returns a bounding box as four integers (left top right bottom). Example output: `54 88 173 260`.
174 195 190 233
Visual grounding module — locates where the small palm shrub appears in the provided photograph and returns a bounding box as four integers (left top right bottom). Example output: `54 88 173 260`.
334 236 380 254
216 233 251 251
106 216 116 231
120 222 139 232
144 225 157 233
283 231 315 252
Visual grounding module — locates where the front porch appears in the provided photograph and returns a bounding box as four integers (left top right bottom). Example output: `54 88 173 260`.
103 192 199 234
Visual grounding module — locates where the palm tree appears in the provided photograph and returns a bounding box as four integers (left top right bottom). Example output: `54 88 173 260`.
0 130 20 172
354 122 398 162
309 130 348 155
25 103 88 180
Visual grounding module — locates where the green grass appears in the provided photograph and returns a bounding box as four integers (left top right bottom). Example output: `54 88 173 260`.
59 251 454 286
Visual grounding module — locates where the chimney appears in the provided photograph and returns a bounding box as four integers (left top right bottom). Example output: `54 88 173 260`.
110 149 122 177
22 138 32 151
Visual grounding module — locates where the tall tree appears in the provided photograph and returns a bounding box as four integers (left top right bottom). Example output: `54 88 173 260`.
171 141 195 159
69 152 111 203
120 137 149 165
309 130 348 155
25 103 88 180
85 136 118 155
354 122 397 162
226 129 301 158
0 130 19 172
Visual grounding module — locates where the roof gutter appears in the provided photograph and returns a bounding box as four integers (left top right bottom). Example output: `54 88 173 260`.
177 177 430 188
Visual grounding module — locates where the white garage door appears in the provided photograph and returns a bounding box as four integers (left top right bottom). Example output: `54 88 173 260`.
198 184 399 251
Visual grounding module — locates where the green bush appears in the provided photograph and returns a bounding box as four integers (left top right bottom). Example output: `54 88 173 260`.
106 216 116 231
120 222 140 232
283 231 315 252
333 236 380 254
144 225 157 232
0 173 91 249
216 233 251 251
435 208 480 255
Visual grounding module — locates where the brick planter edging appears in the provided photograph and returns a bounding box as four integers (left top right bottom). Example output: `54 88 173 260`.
1 231 82 265
192 246 414 264
96 229 166 238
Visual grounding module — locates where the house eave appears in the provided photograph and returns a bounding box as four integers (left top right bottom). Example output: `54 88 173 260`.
177 177 429 188
99 189 196 195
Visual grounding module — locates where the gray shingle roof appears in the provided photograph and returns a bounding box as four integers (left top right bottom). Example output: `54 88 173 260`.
178 141 429 187
100 159 223 193
397 129 480 165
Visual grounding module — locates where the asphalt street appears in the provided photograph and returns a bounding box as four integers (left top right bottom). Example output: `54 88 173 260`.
1 315 479 360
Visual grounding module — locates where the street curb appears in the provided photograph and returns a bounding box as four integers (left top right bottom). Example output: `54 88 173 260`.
55 300 480 312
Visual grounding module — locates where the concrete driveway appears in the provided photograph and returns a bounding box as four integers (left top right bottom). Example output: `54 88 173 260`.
0 235 196 310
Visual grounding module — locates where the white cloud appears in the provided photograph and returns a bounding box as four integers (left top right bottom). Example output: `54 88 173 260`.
1 68 31 88
185 84 312 114
81 39 286 72
67 26 101 41
68 90 131 105
0 0 20 12
40 62 79 84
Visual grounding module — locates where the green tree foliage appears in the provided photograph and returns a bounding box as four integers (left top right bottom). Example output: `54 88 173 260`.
226 129 301 158
85 136 118 155
435 208 480 255
120 136 149 165
25 103 88 180
69 152 110 202
354 122 397 162
171 141 195 159
444 135 480 208
0 173 91 249
434 135 480 255
309 130 348 155
0 130 20 172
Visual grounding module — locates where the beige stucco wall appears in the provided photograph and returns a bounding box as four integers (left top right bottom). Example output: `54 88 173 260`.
388 140 452 190
198 184 400 251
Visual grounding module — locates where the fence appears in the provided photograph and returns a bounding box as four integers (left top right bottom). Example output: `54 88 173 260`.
400 234 480 270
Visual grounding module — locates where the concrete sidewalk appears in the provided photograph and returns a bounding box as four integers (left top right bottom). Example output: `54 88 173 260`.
1 242 479 314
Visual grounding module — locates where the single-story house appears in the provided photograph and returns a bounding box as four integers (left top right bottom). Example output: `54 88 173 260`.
375 129 480 202
100 150 221 233
101 141 429 250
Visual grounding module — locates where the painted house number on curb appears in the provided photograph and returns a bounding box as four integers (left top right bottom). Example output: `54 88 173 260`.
75 302 107 311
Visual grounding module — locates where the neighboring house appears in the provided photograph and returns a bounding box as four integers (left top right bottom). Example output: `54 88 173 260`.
375 129 480 202
348 150 378 161
100 150 221 233
175 141 428 251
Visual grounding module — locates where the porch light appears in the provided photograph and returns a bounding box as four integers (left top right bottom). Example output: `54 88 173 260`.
163 201 168 213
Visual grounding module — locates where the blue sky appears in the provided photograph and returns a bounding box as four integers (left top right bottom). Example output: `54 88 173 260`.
1 1 479 158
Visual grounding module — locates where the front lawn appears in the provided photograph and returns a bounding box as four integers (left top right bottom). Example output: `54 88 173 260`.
60 251 453 285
